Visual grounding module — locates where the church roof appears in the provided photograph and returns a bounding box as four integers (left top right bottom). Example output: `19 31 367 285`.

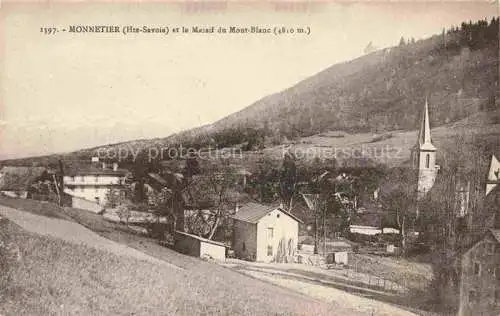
417 98 436 151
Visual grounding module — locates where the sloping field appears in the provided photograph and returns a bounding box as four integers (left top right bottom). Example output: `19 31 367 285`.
0 216 337 316
0 206 175 268
260 113 500 167
0 198 433 315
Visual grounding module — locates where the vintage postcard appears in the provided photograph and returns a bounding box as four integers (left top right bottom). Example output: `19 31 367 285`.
0 1 498 315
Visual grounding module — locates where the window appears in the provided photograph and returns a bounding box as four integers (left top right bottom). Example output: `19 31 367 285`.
473 262 481 276
425 154 430 169
242 242 246 252
71 176 75 182
496 289 500 302
486 243 496 255
496 267 500 280
267 245 273 256
277 214 280 218
469 290 478 303
80 176 85 182
94 175 99 182
267 227 274 239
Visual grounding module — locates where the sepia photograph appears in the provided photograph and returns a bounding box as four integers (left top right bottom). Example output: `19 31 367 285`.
0 1 498 315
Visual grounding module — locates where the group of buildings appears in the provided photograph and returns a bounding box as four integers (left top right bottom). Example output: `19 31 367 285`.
0 98 498 314
402 99 500 315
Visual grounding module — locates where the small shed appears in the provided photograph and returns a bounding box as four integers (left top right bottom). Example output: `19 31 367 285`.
174 231 226 261
334 251 349 265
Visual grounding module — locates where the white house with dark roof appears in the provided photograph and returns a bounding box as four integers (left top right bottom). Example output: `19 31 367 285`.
232 202 303 263
63 160 127 207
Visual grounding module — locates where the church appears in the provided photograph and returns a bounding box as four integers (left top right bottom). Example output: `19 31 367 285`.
410 98 440 203
410 97 500 313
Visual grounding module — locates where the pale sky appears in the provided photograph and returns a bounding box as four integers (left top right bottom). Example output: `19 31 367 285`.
0 1 496 159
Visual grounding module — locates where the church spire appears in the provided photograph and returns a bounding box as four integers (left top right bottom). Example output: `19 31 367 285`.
417 98 436 151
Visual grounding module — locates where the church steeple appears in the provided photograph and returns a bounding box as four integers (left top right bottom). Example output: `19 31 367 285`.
417 98 436 151
412 97 439 201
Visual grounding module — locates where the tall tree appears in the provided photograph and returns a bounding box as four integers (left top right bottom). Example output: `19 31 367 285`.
399 36 406 46
279 150 297 210
184 162 241 240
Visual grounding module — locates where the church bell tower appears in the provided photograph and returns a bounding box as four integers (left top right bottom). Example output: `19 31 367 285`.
411 98 439 201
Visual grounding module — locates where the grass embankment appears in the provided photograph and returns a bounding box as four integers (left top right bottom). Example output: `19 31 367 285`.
0 198 333 315
0 196 202 269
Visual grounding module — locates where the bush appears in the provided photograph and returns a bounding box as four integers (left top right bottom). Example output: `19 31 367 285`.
116 203 132 224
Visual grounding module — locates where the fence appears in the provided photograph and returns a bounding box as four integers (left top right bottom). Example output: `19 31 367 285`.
336 262 429 295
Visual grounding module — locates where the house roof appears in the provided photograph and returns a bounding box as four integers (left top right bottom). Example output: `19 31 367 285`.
487 155 500 183
237 169 252 176
0 166 48 191
489 229 500 244
147 173 168 187
232 202 303 224
351 211 385 228
462 228 500 259
175 231 227 247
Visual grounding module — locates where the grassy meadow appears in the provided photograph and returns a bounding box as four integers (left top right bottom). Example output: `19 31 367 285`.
0 197 340 316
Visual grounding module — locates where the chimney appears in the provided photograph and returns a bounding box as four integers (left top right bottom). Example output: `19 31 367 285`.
102 162 106 170
113 162 118 171
235 203 240 213
279 202 284 209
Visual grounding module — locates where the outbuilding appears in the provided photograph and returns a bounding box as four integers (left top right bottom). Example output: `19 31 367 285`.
174 231 227 261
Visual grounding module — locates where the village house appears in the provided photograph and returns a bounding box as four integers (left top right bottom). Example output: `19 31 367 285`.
348 199 401 237
0 166 52 199
349 209 401 236
232 202 303 263
63 159 127 212
458 179 500 316
458 228 500 316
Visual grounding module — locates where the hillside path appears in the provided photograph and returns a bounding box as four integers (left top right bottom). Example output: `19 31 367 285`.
0 205 180 269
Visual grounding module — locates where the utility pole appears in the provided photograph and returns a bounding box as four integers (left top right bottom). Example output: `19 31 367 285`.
52 174 61 206
314 213 319 254
57 159 65 206
323 202 327 257
302 193 320 255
